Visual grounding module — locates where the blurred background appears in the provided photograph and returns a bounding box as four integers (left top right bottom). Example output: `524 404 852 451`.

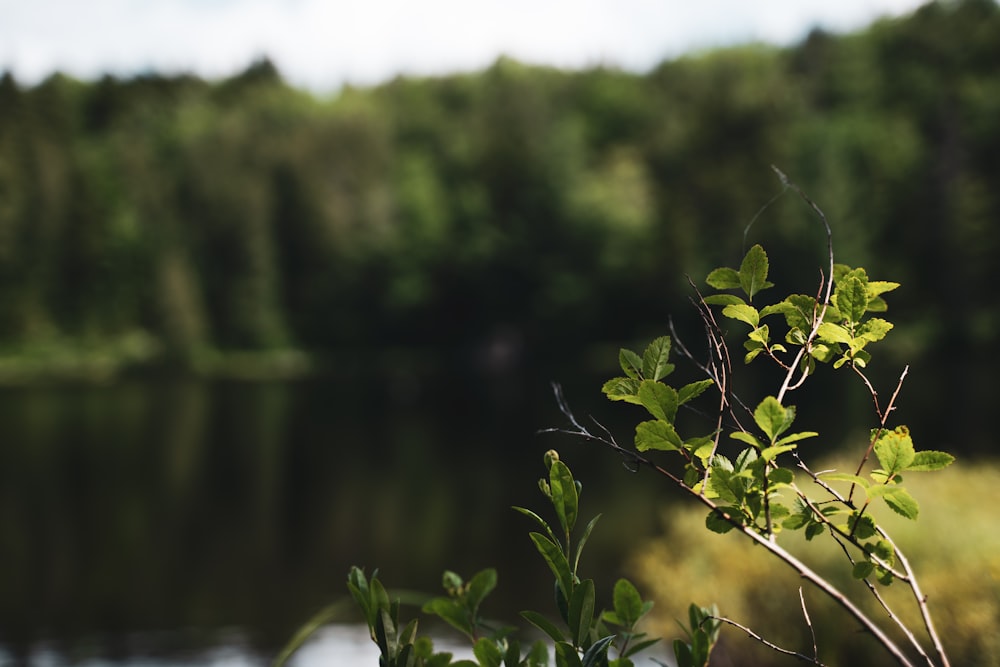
1 0 999 665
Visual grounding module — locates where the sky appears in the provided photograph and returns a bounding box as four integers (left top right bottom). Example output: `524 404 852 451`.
1 0 930 93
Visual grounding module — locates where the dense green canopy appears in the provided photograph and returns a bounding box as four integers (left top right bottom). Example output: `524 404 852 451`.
0 0 997 448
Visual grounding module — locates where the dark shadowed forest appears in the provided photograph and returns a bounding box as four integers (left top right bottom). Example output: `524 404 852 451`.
1 0 998 454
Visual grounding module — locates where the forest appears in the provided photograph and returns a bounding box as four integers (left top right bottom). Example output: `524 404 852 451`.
0 0 998 454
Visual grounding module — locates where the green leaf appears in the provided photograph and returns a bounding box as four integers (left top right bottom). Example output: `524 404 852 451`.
635 419 682 452
554 642 583 667
678 379 714 405
906 450 955 471
877 486 919 520
805 522 827 540
423 597 473 639
836 275 869 323
512 506 559 546
622 637 660 658
816 322 853 344
573 514 602 575
549 460 579 534
849 513 877 539
874 426 916 475
868 280 900 297
466 568 498 611
568 579 596 646
703 293 745 306
729 431 762 449
521 610 566 643
619 348 644 379
775 431 818 447
612 578 644 628
705 266 741 290
722 303 760 327
819 471 870 488
474 638 503 667
705 507 740 534
638 380 679 422
853 561 875 579
581 636 616 667
753 396 795 441
642 336 674 381
526 640 550 667
529 533 574 601
857 318 893 343
739 244 772 301
602 377 642 404
768 467 794 485
759 444 796 462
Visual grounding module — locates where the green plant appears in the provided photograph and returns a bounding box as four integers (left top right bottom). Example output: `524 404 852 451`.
276 451 687 667
278 172 955 667
552 171 954 666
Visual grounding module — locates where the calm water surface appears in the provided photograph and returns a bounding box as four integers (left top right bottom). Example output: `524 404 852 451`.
0 357 670 666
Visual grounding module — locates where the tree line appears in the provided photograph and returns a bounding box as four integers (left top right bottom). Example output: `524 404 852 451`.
0 0 997 449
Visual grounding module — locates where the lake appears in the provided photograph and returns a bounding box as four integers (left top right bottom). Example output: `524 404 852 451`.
0 354 673 666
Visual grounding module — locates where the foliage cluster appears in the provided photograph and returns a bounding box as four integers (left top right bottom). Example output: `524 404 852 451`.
285 175 962 665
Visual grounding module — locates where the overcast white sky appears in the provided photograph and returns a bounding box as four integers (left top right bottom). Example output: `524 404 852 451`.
1 0 929 92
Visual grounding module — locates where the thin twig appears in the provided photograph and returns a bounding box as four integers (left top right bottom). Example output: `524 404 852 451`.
829 534 935 667
709 615 829 666
848 365 909 504
799 587 820 663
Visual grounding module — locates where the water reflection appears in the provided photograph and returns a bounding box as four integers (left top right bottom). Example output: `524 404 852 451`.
0 359 666 665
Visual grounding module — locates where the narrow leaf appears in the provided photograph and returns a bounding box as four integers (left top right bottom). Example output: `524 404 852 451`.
573 514 602 575
581 636 616 667
568 579 596 646
529 533 574 600
512 506 559 546
549 460 579 534
521 610 566 643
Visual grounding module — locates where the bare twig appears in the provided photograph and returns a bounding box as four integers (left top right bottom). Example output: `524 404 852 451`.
829 534 935 667
709 615 828 666
799 587 820 663
848 365 910 504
